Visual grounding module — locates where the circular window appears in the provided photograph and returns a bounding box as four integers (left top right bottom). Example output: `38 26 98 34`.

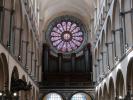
46 15 88 54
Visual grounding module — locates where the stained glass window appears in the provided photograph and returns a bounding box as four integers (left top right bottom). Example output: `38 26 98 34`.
50 21 83 53
71 93 87 100
46 15 87 54
46 93 62 100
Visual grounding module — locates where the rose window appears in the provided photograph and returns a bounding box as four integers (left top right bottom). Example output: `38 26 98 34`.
50 21 84 52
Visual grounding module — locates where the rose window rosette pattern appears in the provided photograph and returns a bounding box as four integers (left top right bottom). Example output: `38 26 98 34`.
50 21 84 53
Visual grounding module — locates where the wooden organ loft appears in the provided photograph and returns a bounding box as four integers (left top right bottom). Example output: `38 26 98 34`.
40 43 93 89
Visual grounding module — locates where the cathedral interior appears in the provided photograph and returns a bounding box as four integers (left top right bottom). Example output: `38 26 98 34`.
0 0 133 100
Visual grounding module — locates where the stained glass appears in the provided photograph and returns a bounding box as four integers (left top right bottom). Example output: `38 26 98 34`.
50 20 84 53
57 41 64 50
53 39 62 46
73 37 83 41
72 39 81 46
57 24 64 32
62 22 67 31
67 22 71 31
70 23 77 32
72 27 80 33
72 32 83 36
51 32 61 37
51 37 61 41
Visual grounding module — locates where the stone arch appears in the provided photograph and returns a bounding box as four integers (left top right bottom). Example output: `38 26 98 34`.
0 53 9 91
13 0 23 57
121 0 132 47
116 69 125 99
112 0 122 59
103 83 109 100
3 0 14 46
99 88 102 100
10 66 19 92
126 57 133 95
112 0 121 29
106 16 112 43
14 0 22 28
27 30 33 74
21 16 29 66
106 16 114 69
108 77 115 100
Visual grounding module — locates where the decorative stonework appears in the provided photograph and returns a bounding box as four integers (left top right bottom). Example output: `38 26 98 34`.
46 15 88 55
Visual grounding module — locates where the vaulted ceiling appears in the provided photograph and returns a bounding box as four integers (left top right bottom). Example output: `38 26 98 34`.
39 0 96 27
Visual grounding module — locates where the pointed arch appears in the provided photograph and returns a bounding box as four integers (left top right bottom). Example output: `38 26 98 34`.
109 77 115 100
112 0 123 60
99 87 102 100
0 53 9 91
103 83 109 100
116 69 125 99
13 0 23 57
21 16 30 66
106 16 114 69
126 57 133 95
10 66 19 92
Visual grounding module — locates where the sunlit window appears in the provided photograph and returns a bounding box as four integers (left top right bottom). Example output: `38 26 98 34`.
71 93 87 100
50 21 83 53
46 15 87 54
46 93 62 100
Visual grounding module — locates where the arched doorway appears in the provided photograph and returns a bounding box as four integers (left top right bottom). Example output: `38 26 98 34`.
116 70 125 99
